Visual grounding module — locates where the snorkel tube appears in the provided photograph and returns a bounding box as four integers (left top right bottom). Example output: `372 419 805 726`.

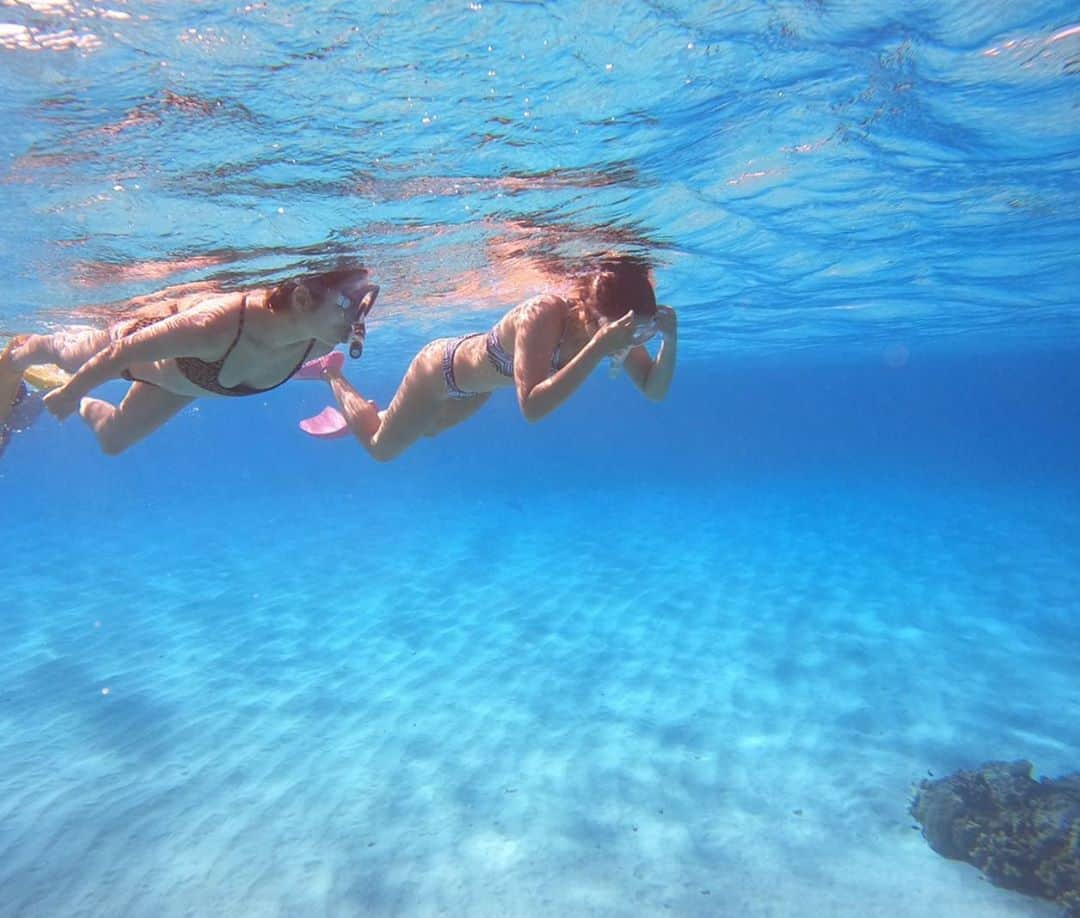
345 284 380 359
348 326 365 359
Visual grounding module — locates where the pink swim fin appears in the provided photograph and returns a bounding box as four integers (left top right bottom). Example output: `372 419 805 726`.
293 350 345 380
299 405 350 439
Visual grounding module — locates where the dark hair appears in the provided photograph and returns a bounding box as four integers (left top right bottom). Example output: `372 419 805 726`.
267 281 299 312
267 266 369 312
589 256 656 320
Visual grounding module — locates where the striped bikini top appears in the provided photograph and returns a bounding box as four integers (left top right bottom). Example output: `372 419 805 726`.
485 321 562 378
173 297 315 397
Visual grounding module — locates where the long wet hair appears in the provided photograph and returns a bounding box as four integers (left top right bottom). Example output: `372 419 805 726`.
586 255 657 319
562 255 656 349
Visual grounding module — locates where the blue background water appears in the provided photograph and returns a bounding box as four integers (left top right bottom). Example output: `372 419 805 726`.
1 2 1078 916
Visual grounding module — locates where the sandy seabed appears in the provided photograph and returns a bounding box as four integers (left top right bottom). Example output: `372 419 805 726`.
0 481 1075 917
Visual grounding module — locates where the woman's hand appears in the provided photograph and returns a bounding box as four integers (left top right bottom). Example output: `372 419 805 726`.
593 310 639 356
43 383 80 420
654 305 677 339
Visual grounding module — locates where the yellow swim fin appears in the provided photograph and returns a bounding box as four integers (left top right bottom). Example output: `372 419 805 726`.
23 363 70 391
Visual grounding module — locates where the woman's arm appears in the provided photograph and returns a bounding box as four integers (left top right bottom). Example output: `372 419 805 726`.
620 305 677 401
44 303 232 418
325 368 381 441
515 299 639 422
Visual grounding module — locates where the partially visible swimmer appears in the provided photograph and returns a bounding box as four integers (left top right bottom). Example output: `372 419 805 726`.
0 267 377 455
0 382 41 460
0 364 75 459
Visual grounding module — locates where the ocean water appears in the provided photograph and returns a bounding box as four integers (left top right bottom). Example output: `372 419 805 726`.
1 2 1078 917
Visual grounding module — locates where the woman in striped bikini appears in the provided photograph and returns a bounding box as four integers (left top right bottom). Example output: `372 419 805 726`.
308 255 677 462
0 266 376 455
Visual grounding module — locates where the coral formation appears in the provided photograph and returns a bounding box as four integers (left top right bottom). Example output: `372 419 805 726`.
911 760 1080 917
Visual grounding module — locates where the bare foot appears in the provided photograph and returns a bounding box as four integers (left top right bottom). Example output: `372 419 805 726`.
0 336 29 426
43 382 83 420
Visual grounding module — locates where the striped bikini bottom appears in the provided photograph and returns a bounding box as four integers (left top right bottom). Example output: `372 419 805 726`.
441 333 483 400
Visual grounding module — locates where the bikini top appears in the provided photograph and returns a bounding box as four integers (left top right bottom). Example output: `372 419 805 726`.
173 297 315 397
485 329 514 376
485 328 564 378
486 296 569 379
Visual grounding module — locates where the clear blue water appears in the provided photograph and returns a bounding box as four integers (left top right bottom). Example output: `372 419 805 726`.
1 2 1078 916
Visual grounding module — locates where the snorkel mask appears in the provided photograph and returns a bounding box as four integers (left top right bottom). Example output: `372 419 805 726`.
337 283 380 359
608 314 659 376
630 315 659 346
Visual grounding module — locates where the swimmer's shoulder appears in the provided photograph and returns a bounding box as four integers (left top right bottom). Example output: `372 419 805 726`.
124 291 247 344
512 293 571 326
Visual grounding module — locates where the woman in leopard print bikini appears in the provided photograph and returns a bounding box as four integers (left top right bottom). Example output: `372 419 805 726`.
0 266 375 455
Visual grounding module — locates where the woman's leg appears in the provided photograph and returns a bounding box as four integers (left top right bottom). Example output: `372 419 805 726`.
79 383 194 456
9 328 111 374
424 391 492 437
327 344 455 462
1 328 113 423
